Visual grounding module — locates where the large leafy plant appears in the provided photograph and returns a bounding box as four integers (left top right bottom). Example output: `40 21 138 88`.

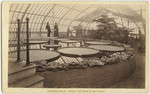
73 24 83 37
90 14 129 43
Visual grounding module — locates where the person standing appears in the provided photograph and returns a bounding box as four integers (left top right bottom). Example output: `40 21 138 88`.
46 22 51 37
54 22 59 37
46 22 51 44
54 22 59 44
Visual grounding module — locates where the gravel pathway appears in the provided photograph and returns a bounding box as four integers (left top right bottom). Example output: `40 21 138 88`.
108 52 145 88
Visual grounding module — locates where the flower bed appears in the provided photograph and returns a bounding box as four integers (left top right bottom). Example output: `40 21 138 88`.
34 42 134 72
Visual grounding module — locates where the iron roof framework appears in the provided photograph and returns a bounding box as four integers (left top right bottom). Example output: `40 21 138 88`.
9 3 146 39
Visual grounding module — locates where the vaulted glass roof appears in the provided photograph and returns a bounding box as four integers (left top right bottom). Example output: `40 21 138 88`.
9 3 146 39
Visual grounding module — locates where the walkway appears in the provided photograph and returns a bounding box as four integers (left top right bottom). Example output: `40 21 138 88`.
108 51 145 88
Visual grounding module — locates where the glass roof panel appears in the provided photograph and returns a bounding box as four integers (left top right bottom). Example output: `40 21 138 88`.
59 19 72 26
75 4 92 11
19 4 29 12
62 9 77 19
70 21 81 26
75 13 87 19
85 7 98 13
17 13 24 20
8 3 146 35
33 5 42 14
15 4 24 11
9 11 13 23
31 16 38 23
42 5 53 15
12 12 18 22
27 4 37 13
10 4 19 11
67 10 81 19
54 7 70 18
35 5 46 15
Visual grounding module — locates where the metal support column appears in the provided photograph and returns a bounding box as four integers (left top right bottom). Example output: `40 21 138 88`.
17 19 21 61
26 18 30 66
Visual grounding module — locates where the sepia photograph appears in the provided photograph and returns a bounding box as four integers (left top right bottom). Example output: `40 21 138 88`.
1 1 149 93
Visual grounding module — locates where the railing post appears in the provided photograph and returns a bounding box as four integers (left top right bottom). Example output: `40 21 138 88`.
26 18 30 66
17 19 20 61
